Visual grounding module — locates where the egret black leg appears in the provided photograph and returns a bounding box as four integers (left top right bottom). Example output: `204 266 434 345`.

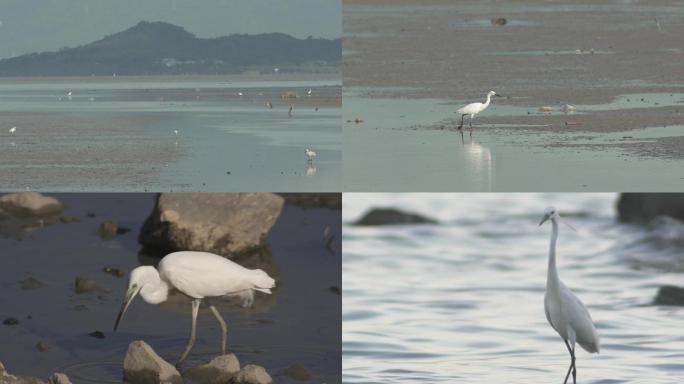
209 305 228 354
457 114 466 130
562 339 576 384
177 299 201 367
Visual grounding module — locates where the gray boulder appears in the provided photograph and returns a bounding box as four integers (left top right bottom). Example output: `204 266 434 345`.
231 365 272 384
123 340 182 384
617 193 684 223
139 193 284 257
185 354 240 384
0 192 63 217
354 208 438 226
654 285 684 306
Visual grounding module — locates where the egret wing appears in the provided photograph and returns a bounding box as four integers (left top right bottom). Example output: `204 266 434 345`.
159 251 262 299
560 284 600 353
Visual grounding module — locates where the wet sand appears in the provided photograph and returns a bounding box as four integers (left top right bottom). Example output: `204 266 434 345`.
343 0 684 190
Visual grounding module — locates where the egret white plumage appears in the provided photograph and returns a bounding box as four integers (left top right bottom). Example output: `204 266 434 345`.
540 207 599 384
113 251 275 367
173 129 179 136
456 90 502 133
8 126 16 134
305 148 317 162
307 88 313 96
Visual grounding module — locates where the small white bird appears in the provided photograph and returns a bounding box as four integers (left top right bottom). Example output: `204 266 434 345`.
540 207 599 384
114 251 275 367
307 88 313 96
305 148 317 162
173 129 179 136
67 91 73 97
9 126 16 134
456 90 502 133
237 92 244 97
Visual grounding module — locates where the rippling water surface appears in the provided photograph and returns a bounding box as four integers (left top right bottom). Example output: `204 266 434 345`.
343 193 684 383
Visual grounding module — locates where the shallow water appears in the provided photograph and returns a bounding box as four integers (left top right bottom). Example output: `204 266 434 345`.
343 193 684 383
0 75 341 191
0 194 341 383
343 89 684 191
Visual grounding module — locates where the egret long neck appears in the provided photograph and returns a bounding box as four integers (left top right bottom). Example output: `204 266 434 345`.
546 219 561 292
140 278 170 305
483 94 492 108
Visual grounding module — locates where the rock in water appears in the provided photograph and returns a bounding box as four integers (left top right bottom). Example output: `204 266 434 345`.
123 341 182 384
231 365 273 384
74 277 100 294
139 193 284 257
354 208 438 226
654 285 684 306
98 221 119 240
47 373 72 384
0 361 47 384
185 354 240 384
0 192 63 217
617 193 684 223
283 364 312 381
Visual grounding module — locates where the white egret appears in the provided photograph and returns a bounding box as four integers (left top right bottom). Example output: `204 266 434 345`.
237 92 244 97
266 101 273 109
288 105 293 117
8 126 16 135
173 129 179 136
540 207 599 384
305 148 317 162
307 88 313 96
67 91 73 97
456 90 502 133
113 251 276 367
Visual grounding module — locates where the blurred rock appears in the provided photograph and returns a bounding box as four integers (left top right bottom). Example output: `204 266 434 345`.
654 285 684 306
2 317 18 326
98 221 118 240
0 192 63 217
19 277 44 290
102 267 125 278
279 193 341 209
47 373 71 384
283 364 311 381
58 216 80 224
491 17 507 26
617 193 684 223
35 342 49 352
231 365 272 384
354 208 438 226
123 340 182 384
74 277 100 294
185 354 240 384
139 193 284 257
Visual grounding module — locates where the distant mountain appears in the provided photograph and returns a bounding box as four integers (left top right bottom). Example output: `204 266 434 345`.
0 21 341 76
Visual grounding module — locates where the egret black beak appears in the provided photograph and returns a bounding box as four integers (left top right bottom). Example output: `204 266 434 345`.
539 214 550 226
495 94 504 98
113 286 139 331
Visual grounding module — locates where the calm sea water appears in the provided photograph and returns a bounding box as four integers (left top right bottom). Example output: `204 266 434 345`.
343 193 684 383
0 194 341 383
0 75 341 191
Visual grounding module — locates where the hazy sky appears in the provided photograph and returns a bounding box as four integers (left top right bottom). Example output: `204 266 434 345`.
0 0 341 59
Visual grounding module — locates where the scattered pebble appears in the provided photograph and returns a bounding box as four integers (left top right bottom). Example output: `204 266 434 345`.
36 341 49 352
74 277 99 294
103 267 125 278
88 331 105 339
491 17 507 26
